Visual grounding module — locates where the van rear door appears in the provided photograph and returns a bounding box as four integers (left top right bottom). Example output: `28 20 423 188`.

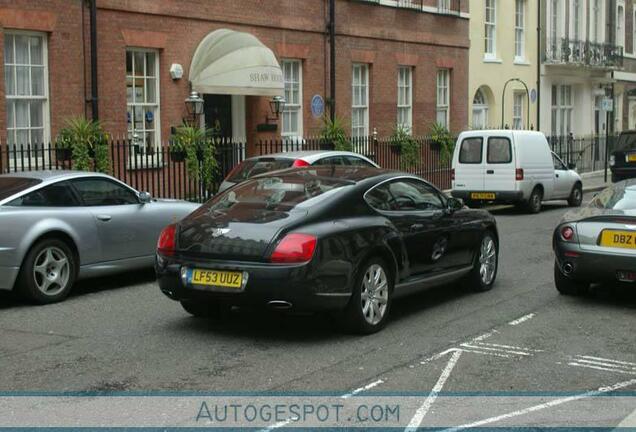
454 136 485 192
484 136 516 192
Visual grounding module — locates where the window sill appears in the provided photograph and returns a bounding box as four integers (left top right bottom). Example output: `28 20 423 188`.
483 57 502 64
514 59 531 66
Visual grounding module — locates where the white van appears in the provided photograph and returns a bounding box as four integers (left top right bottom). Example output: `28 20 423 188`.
451 130 583 213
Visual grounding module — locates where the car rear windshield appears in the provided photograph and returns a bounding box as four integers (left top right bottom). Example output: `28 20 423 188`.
226 158 295 183
205 173 351 213
0 177 42 201
616 133 636 152
591 186 636 210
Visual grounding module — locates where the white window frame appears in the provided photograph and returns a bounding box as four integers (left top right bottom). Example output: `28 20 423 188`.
397 66 413 133
589 0 606 43
436 69 450 129
551 85 573 137
484 0 497 59
352 63 369 138
514 0 525 61
570 0 585 42
617 1 626 50
281 59 303 140
437 0 451 13
126 47 161 167
4 30 50 153
472 88 488 129
633 8 636 55
512 92 524 130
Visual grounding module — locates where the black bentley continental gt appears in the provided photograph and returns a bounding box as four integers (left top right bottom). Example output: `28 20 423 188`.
156 167 499 333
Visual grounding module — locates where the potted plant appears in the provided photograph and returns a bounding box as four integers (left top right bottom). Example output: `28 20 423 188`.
319 115 350 151
390 125 420 170
57 117 111 173
430 122 455 165
172 124 219 190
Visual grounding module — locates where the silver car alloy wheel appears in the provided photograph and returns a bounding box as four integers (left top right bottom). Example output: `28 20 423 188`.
32 246 70 297
360 264 389 326
573 188 582 204
479 236 497 286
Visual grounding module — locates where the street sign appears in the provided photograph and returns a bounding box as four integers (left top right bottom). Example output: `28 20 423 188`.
311 95 325 118
601 97 614 112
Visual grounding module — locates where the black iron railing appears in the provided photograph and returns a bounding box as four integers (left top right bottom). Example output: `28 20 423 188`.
545 38 623 68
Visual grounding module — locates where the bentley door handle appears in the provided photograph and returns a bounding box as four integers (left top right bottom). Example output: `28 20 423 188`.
486 170 495 174
410 223 424 231
96 215 112 222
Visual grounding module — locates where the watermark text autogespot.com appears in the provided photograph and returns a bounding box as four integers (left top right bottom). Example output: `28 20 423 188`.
196 401 400 425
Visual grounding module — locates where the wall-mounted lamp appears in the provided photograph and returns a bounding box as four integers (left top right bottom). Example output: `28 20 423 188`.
266 96 286 123
185 91 204 122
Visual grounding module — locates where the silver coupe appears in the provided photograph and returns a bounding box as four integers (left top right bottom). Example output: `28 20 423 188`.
0 171 199 304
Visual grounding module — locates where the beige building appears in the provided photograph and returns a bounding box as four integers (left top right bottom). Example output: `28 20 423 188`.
468 0 539 130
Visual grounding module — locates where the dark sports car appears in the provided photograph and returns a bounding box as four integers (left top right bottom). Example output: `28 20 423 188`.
554 179 636 294
156 167 499 333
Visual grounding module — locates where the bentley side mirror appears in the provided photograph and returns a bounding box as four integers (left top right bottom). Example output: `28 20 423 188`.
446 197 464 214
139 191 152 204
568 163 577 170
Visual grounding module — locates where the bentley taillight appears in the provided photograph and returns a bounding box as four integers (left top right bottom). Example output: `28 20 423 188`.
271 233 317 264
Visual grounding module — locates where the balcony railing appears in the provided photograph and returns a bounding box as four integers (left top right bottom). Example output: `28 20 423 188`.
355 0 461 15
545 38 623 69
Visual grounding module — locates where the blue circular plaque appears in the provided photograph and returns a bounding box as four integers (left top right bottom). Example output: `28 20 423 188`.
311 95 325 118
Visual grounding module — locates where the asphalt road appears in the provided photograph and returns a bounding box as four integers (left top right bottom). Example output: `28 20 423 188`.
1 193 634 426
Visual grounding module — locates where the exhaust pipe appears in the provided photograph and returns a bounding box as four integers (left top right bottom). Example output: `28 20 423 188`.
563 262 574 275
268 301 293 310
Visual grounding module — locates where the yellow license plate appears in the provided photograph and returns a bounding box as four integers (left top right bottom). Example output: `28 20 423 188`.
600 230 636 249
628 153 636 162
471 192 496 200
190 269 243 289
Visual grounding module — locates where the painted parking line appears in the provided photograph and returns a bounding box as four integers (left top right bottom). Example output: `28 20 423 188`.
341 379 385 399
568 355 636 375
405 350 463 432
439 378 636 432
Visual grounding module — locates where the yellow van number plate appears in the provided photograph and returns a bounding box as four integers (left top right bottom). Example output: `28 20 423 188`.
600 230 636 249
471 192 496 200
190 269 243 289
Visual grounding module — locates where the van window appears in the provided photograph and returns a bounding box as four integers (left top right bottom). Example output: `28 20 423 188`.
459 138 483 164
487 137 512 164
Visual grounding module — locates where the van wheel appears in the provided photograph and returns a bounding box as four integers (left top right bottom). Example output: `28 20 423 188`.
567 184 583 207
611 173 622 183
526 188 543 214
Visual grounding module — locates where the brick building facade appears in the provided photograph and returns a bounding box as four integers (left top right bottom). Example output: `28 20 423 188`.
0 0 469 157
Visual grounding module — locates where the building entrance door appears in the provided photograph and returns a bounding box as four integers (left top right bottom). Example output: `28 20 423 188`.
204 95 233 139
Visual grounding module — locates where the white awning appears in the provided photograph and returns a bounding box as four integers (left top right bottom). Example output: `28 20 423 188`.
189 29 283 97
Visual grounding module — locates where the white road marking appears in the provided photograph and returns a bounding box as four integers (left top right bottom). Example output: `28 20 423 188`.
577 355 636 367
457 348 512 358
461 343 533 356
470 330 498 342
568 362 636 375
405 350 463 432
478 342 544 352
573 358 636 371
508 313 535 326
420 348 460 365
341 379 385 399
258 418 293 431
439 378 636 432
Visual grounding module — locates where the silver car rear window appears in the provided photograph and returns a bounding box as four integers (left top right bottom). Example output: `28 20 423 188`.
0 177 42 201
591 186 636 210
226 158 294 183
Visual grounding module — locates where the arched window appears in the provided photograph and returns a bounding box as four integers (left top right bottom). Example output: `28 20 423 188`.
472 88 489 129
